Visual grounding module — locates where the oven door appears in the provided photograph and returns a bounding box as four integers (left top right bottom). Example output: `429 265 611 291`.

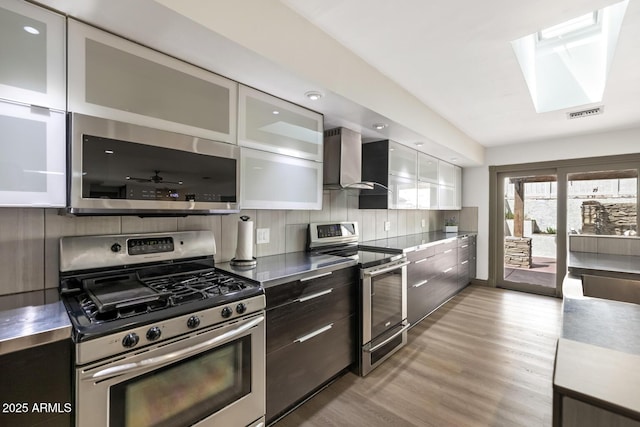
360 258 410 376
76 312 265 427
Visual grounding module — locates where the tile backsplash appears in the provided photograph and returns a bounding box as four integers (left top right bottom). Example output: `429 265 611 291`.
0 191 477 298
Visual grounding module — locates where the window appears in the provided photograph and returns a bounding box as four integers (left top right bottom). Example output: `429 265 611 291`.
567 169 637 236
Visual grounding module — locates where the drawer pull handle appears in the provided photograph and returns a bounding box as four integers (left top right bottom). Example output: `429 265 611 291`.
443 267 453 273
444 249 453 254
300 271 333 282
461 244 468 248
294 323 333 343
412 280 428 288
296 288 333 303
461 260 469 265
414 258 428 264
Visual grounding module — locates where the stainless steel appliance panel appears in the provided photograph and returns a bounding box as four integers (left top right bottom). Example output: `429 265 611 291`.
76 312 265 427
67 113 240 215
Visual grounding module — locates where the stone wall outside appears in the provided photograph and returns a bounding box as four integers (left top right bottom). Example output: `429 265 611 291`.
504 236 532 268
581 201 637 235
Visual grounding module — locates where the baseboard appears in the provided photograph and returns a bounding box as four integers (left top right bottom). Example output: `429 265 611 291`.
471 278 491 287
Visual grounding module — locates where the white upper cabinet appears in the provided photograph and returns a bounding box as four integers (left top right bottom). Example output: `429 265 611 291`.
437 160 462 210
239 148 322 210
0 99 65 207
418 153 439 209
388 142 417 209
67 20 237 143
238 85 323 161
0 0 65 110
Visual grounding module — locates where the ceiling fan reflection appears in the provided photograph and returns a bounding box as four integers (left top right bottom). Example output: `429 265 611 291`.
125 170 183 185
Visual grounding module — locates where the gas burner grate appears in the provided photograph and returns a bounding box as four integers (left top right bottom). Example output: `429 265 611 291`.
73 268 259 325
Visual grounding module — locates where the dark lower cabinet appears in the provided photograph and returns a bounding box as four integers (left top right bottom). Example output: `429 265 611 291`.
266 314 355 420
265 266 357 423
407 235 477 328
0 339 72 427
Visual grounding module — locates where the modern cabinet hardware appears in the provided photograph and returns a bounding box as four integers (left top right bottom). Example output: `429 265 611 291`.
300 271 333 282
412 280 429 288
294 323 334 343
295 288 333 303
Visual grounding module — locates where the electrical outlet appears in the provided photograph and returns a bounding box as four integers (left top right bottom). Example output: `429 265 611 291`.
384 221 391 231
256 228 270 244
421 219 426 228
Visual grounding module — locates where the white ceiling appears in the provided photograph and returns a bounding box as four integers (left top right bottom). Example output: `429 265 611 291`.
33 0 640 166
281 0 640 147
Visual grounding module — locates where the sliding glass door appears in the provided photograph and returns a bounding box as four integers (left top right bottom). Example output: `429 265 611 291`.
490 155 640 298
496 170 560 296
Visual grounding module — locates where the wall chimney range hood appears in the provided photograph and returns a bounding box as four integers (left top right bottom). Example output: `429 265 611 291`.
323 127 382 190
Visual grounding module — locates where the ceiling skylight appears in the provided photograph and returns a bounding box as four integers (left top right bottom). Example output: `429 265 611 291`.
511 0 629 113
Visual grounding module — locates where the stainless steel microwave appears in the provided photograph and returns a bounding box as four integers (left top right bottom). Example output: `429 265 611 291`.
67 113 240 216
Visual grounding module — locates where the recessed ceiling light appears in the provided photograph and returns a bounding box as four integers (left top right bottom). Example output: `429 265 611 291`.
450 157 458 162
305 91 323 101
415 142 424 147
372 123 388 130
23 26 40 35
272 110 280 115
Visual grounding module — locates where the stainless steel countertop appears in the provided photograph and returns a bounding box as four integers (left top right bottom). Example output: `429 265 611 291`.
216 252 357 287
562 273 640 355
359 230 476 253
0 301 71 356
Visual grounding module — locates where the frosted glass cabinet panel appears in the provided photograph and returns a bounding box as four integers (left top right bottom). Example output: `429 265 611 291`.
68 20 237 143
240 148 322 210
417 182 438 209
0 0 65 110
389 142 417 179
0 100 65 206
238 85 323 161
437 163 461 210
389 174 417 209
418 153 439 183
438 160 456 187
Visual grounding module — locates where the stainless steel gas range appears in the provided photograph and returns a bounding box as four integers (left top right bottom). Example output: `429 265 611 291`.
59 230 265 427
308 222 410 376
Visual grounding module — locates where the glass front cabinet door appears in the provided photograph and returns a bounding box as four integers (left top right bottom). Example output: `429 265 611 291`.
238 85 323 161
0 0 65 110
240 148 322 210
0 100 66 206
388 141 417 209
67 19 237 144
418 153 439 209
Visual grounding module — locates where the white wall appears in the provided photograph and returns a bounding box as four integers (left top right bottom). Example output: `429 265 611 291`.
464 126 640 281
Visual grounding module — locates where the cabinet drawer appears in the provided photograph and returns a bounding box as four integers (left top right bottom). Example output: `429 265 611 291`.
433 239 457 254
266 282 354 353
433 250 458 273
265 266 357 309
266 314 355 422
457 244 470 262
457 235 472 247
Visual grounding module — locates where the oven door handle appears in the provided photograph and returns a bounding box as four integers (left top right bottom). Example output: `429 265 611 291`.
365 323 411 353
89 315 265 381
363 260 410 278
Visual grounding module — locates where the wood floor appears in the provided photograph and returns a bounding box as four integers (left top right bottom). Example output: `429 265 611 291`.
274 285 563 427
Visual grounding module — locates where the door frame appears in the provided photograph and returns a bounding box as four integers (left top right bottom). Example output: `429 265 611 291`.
491 167 563 297
489 153 640 298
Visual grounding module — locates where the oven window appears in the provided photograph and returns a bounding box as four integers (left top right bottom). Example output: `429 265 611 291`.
370 270 403 339
82 134 237 203
110 336 251 427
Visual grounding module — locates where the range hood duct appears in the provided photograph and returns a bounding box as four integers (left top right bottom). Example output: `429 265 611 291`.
323 127 383 190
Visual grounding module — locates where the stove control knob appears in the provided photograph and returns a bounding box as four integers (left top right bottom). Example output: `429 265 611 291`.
236 303 247 314
187 315 200 329
122 332 139 348
146 327 162 341
111 243 122 253
221 306 233 318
